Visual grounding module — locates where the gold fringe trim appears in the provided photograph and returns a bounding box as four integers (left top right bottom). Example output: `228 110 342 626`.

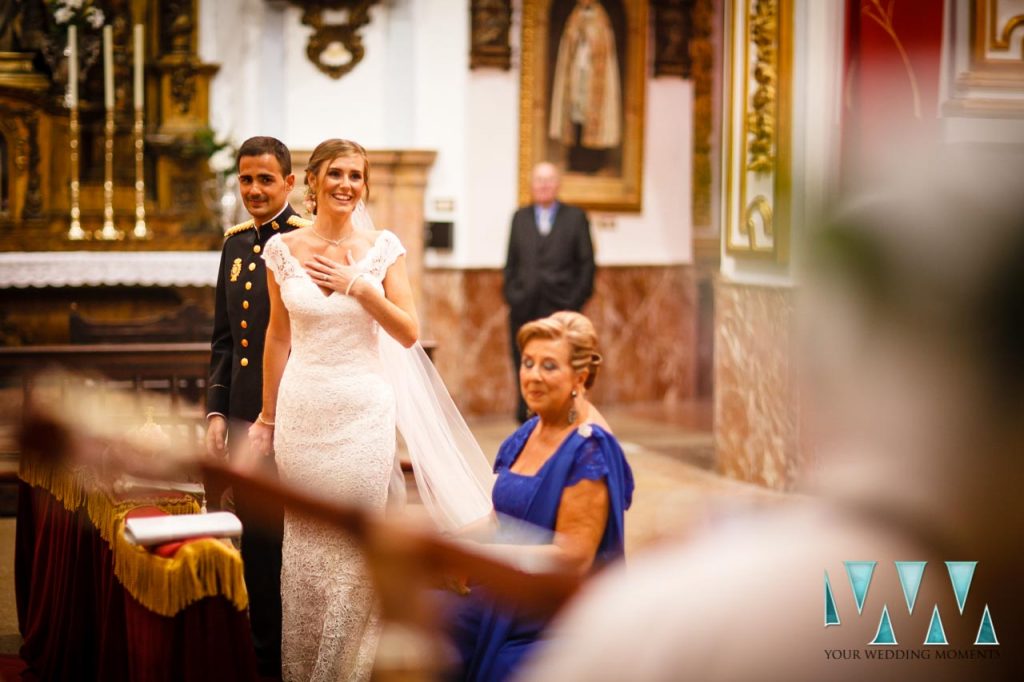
85 488 199 546
113 530 248 617
18 456 88 513
20 457 247 616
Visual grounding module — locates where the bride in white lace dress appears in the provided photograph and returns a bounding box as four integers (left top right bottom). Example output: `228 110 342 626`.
248 139 419 681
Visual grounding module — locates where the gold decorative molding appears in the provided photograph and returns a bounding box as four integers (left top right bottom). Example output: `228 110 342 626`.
0 102 42 223
746 0 777 173
0 52 49 90
741 195 772 249
968 0 1024 76
988 1 1024 56
280 0 381 79
947 0 1024 117
724 0 791 262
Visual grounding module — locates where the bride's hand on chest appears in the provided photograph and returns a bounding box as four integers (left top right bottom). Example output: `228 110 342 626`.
304 248 369 297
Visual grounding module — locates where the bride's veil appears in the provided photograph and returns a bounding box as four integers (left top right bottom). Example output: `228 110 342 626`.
352 201 495 530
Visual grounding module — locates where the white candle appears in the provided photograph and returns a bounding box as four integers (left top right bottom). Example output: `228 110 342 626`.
103 25 114 110
67 25 78 108
133 24 144 110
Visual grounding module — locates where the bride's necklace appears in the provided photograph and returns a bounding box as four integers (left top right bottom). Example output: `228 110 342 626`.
311 226 351 247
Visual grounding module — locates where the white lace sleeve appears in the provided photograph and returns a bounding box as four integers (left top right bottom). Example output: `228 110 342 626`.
262 234 301 283
366 230 407 280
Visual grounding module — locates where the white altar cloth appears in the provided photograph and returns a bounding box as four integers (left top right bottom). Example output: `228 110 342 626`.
0 252 220 288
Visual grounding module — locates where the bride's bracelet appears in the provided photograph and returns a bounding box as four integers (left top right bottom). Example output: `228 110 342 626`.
345 272 368 296
256 413 275 427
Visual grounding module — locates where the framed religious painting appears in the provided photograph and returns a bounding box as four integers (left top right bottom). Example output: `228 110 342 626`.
519 0 647 212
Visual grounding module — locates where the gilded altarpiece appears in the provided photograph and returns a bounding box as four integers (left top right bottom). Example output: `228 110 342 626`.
0 0 222 346
723 0 791 261
0 0 221 252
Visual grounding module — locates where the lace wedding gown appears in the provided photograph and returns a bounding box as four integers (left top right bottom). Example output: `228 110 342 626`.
263 230 406 681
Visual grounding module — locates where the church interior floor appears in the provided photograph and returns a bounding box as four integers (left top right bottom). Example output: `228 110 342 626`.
0 399 785 656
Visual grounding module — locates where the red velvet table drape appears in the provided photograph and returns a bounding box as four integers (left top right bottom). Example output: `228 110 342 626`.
15 466 259 681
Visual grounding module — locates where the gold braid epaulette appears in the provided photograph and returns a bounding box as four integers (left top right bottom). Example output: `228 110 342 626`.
223 219 254 238
287 215 312 228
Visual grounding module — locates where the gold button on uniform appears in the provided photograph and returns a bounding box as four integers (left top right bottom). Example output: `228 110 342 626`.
248 262 256 272
245 282 252 290
240 358 249 367
253 245 262 254
241 339 249 347
243 301 250 309
241 320 248 329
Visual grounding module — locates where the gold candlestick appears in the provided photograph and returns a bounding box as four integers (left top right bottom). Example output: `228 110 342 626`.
96 109 122 240
67 108 86 240
132 110 148 238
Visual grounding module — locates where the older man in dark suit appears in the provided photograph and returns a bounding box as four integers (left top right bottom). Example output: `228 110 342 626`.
206 136 309 679
503 162 596 422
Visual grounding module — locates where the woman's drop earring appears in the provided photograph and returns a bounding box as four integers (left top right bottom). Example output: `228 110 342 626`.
568 389 578 424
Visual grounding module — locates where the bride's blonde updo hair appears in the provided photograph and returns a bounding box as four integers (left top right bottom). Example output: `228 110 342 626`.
517 311 603 389
304 139 370 214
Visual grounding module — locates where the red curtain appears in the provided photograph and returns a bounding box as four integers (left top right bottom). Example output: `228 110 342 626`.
841 0 947 179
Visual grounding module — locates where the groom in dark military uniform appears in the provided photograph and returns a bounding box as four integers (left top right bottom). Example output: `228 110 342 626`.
206 136 309 678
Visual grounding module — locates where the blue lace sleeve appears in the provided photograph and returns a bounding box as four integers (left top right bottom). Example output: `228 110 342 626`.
566 436 610 487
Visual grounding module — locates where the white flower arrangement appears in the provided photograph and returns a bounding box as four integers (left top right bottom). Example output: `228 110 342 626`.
209 145 237 178
48 0 105 32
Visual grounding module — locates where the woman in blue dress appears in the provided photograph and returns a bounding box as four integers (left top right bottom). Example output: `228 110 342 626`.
444 311 634 681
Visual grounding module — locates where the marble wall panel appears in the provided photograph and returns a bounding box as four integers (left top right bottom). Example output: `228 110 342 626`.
713 278 800 490
423 266 699 417
421 269 512 416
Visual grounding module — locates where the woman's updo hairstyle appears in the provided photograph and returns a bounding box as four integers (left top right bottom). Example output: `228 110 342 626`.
303 139 370 214
517 311 603 389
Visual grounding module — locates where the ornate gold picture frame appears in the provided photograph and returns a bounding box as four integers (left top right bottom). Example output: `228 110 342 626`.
723 0 792 262
518 0 648 212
